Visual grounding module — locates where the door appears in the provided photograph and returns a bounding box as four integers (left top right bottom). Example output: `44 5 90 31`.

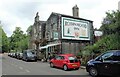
112 51 120 75
53 56 61 67
100 52 114 75
57 56 65 68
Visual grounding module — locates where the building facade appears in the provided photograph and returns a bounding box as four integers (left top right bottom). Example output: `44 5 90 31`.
29 5 94 59
45 12 94 55
29 12 46 50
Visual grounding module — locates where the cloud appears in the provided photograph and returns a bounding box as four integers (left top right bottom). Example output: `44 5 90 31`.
0 0 40 37
0 0 119 37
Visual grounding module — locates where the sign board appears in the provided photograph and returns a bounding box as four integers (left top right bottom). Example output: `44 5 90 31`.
61 17 90 40
94 31 103 36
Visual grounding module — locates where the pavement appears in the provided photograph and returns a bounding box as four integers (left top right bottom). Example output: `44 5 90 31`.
80 66 86 69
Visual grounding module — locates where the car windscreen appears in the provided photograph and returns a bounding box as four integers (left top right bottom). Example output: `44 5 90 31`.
27 51 36 56
68 56 78 63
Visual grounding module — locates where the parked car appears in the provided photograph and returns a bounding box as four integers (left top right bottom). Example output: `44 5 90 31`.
12 53 16 58
15 52 20 58
9 53 13 57
86 50 120 77
22 50 37 62
49 54 80 71
8 53 11 56
16 52 23 59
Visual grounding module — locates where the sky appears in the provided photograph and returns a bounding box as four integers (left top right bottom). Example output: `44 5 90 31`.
0 0 119 37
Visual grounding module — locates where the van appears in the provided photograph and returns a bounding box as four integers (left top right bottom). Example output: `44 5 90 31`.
22 49 37 62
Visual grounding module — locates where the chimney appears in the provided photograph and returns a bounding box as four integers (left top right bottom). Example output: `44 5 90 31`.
72 5 79 17
35 12 39 22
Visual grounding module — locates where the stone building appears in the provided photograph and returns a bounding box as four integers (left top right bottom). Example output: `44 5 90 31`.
44 5 94 55
29 12 46 50
29 5 94 59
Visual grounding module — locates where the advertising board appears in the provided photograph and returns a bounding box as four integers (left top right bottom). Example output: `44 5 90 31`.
61 17 90 40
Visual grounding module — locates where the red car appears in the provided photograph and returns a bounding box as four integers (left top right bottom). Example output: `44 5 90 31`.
49 54 80 71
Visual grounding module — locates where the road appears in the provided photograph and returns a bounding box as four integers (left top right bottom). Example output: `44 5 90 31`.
2 53 90 76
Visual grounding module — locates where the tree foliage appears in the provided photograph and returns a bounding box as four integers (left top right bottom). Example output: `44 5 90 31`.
0 26 9 52
100 10 120 35
10 27 28 52
83 10 120 54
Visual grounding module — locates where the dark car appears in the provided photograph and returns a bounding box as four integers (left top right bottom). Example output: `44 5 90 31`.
15 52 20 58
9 53 13 57
17 52 23 59
50 54 80 71
8 53 11 56
86 50 120 77
22 50 37 62
12 53 16 58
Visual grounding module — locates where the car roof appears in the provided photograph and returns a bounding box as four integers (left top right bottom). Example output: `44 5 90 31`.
107 50 120 53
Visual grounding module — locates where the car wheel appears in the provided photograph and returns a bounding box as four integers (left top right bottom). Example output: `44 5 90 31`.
89 67 98 77
50 62 54 68
63 65 68 71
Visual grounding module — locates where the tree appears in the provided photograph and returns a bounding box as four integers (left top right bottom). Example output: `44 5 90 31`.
100 10 120 35
90 10 120 53
80 10 120 65
10 27 28 52
20 34 29 50
0 25 9 53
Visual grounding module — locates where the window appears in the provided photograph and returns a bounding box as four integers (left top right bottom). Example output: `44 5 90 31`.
56 56 64 60
113 51 120 61
102 52 113 61
61 56 65 60
68 56 78 63
69 56 76 60
56 56 61 60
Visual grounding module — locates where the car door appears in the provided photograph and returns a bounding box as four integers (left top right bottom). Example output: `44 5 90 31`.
53 56 61 67
112 51 120 76
99 52 114 75
58 56 65 68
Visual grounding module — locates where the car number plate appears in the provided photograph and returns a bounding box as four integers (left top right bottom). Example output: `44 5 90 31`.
72 65 77 66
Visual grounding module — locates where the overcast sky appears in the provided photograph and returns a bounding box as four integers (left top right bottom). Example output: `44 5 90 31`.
0 0 119 37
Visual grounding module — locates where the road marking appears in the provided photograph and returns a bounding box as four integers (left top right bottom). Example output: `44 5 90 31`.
25 69 30 73
19 67 23 70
